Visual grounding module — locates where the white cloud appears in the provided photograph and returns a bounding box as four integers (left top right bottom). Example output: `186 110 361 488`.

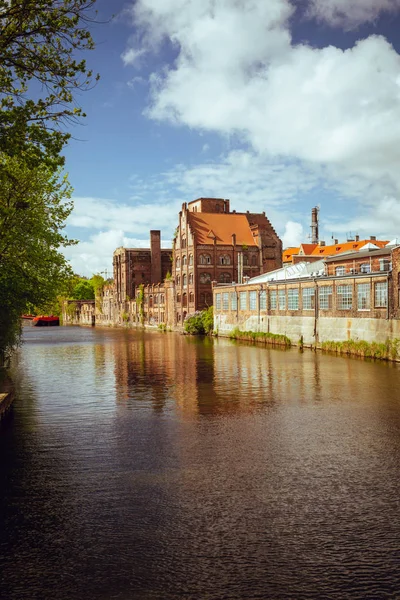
63 229 172 276
307 0 400 29
122 0 400 197
68 196 181 234
121 46 147 67
282 221 304 248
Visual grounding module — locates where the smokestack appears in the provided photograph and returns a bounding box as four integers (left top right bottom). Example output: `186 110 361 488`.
311 207 319 244
150 230 161 284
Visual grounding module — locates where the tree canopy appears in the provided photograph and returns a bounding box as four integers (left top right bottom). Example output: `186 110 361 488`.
0 0 99 360
0 0 99 167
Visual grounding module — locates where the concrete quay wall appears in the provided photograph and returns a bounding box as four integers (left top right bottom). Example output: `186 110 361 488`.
215 313 400 346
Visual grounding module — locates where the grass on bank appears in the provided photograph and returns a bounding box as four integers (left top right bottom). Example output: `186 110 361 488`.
321 338 400 361
228 328 291 348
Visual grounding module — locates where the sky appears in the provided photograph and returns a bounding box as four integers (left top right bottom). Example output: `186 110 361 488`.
61 0 400 276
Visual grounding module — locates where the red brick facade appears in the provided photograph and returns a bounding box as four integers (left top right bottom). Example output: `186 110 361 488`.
172 198 282 325
113 231 172 304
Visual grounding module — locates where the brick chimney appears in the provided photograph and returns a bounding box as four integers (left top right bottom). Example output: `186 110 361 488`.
150 230 161 284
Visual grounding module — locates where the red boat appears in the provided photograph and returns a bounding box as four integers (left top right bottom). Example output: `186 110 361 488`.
32 315 60 327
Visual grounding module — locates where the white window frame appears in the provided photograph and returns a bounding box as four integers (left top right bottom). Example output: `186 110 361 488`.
239 291 247 310
319 286 333 310
222 292 229 310
375 282 388 308
357 283 370 311
337 284 352 310
302 287 315 310
270 290 277 310
249 290 257 311
230 292 237 310
278 289 286 310
259 290 267 310
287 288 299 310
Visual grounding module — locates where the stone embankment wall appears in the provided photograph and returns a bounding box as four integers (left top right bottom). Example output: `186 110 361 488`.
215 313 400 346
0 374 14 421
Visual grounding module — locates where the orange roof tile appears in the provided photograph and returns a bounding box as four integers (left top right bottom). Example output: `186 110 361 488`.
311 239 389 257
188 212 257 246
282 247 300 263
299 243 318 255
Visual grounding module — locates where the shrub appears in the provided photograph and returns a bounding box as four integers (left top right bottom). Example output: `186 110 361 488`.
184 307 214 335
321 338 400 361
229 328 291 347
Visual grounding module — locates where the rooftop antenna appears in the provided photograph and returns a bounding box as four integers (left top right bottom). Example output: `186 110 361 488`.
310 206 319 245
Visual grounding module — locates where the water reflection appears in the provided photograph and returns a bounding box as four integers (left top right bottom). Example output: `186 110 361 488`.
0 326 400 599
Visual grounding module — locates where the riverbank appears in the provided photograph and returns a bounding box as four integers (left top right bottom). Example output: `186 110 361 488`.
0 371 14 420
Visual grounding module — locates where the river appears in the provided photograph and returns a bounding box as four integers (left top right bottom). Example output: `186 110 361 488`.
0 326 400 599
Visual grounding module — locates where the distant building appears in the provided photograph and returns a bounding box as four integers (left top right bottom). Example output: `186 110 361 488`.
283 237 389 265
172 198 282 325
113 231 172 305
213 240 400 344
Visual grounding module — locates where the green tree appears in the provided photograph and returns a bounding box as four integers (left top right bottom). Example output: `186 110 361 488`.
0 1 99 360
0 153 76 357
71 280 95 300
0 0 99 167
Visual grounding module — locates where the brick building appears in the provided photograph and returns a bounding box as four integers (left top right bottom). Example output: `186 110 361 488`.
172 198 282 325
113 231 172 306
283 237 389 264
213 242 400 344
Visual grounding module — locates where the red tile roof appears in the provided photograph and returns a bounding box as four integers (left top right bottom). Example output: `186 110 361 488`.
299 243 318 255
188 212 258 246
282 247 300 263
310 239 388 256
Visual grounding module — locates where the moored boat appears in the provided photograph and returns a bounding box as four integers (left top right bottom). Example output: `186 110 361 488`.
32 315 60 327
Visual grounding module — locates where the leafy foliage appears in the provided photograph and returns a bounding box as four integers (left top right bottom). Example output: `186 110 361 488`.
0 154 76 356
0 0 99 167
71 280 94 300
184 307 214 335
228 328 291 347
321 338 400 361
0 0 99 358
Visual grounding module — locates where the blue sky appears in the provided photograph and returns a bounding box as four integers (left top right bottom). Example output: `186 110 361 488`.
62 0 400 275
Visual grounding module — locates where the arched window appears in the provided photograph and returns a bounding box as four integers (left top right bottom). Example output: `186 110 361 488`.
154 294 158 305
219 272 231 283
182 255 187 266
176 257 180 269
177 294 181 303
200 254 211 265
189 272 194 285
182 293 187 307
220 255 230 265
199 272 211 284
243 254 249 266
181 238 186 249
189 254 193 266
183 274 187 287
176 275 180 285
149 295 153 308
189 292 194 303
251 255 257 266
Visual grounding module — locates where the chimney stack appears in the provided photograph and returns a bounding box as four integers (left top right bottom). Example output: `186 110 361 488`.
311 207 319 244
150 230 161 284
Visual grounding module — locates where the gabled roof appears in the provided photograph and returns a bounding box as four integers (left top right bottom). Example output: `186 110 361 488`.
282 247 300 263
188 212 258 246
311 239 388 257
299 243 318 255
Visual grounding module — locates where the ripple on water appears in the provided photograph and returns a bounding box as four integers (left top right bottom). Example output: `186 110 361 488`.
0 326 399 599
